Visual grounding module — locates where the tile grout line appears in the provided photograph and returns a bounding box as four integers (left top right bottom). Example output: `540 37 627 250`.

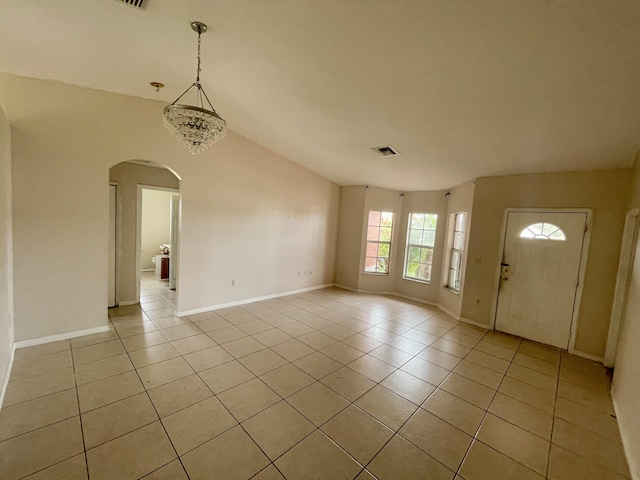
137 281 195 479
361 331 494 477
110 311 193 480
199 302 444 476
122 296 462 478
4 282 622 480
67 323 558 474
289 319 467 477
69 338 92 480
8 340 86 480
455 337 565 479
450 332 521 478
545 358 562 479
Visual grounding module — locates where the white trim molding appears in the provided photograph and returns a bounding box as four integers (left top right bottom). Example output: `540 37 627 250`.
567 349 604 364
14 324 110 349
612 395 640 480
459 316 493 330
0 343 16 411
437 304 461 321
333 284 439 307
604 208 640 367
178 284 336 317
117 300 139 307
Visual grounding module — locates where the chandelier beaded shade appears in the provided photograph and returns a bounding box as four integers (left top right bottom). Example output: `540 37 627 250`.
163 21 227 155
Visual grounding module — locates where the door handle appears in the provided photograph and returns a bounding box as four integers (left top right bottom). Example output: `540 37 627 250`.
501 263 510 267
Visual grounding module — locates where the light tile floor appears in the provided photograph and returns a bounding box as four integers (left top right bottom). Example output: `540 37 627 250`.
0 273 631 479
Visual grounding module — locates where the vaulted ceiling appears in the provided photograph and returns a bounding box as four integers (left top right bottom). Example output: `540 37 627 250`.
1 0 639 190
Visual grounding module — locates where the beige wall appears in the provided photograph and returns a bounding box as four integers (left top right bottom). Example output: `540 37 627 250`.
176 132 340 312
0 105 14 403
109 163 179 303
1 73 339 340
357 187 404 293
437 181 475 318
140 189 176 270
335 186 365 290
461 169 631 357
611 163 640 480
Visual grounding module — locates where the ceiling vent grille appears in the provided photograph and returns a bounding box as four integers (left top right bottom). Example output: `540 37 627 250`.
121 0 144 8
372 145 400 157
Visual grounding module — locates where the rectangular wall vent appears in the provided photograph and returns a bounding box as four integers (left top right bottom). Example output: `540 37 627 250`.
121 0 144 8
372 145 400 157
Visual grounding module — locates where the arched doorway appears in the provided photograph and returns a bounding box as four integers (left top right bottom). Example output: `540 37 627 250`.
108 160 181 310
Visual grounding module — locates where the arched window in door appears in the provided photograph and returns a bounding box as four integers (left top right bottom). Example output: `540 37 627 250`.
519 222 566 241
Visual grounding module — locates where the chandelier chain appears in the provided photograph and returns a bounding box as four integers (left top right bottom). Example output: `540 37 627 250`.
196 28 202 85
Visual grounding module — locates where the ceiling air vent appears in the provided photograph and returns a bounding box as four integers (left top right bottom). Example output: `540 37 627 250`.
372 145 400 157
120 0 144 8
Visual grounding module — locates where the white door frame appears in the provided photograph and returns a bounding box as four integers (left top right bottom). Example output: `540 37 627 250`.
135 185 180 302
108 182 118 307
169 194 180 290
604 208 640 367
491 208 592 356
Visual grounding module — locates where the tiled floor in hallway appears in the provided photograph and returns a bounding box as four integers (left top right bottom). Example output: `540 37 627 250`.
0 274 631 479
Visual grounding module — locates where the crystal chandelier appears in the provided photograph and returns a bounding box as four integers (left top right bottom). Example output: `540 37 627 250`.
163 21 227 155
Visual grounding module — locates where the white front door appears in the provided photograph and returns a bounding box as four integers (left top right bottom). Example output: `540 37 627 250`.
495 211 588 349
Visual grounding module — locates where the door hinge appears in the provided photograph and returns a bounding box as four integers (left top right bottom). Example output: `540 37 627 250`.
584 223 588 233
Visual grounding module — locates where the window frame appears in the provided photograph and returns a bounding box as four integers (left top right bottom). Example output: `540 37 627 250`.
519 222 566 241
364 210 395 275
403 212 438 283
447 212 467 293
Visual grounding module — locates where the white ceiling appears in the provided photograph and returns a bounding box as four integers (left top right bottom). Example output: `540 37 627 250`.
1 0 639 190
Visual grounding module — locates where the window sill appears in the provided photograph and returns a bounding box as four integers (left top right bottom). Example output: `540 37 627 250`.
444 286 461 295
402 277 431 285
363 272 389 276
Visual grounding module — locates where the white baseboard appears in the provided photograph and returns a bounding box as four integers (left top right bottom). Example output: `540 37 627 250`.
389 292 438 307
612 395 639 480
459 316 493 330
567 348 604 364
140 268 154 272
333 284 438 307
332 284 359 293
0 343 16 412
437 304 460 321
178 283 336 317
14 324 111 349
117 300 139 307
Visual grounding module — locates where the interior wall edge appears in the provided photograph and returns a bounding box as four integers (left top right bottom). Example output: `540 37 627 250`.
334 284 439 308
177 283 337 317
0 343 15 412
612 395 640 480
14 324 110 349
459 316 492 330
566 349 604 364
437 303 461 321
117 300 139 307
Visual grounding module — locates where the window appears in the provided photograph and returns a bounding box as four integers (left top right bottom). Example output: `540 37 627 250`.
519 222 566 241
365 211 394 274
404 213 437 282
447 212 467 291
